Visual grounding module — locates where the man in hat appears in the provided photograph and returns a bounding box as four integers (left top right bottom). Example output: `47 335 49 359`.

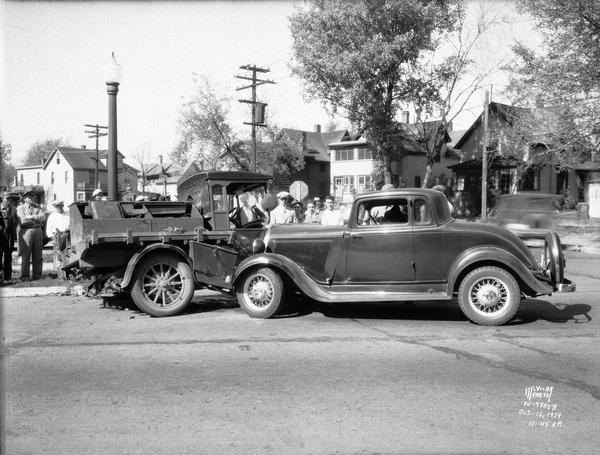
268 191 296 225
46 201 69 245
92 188 104 201
1 192 19 282
16 191 46 281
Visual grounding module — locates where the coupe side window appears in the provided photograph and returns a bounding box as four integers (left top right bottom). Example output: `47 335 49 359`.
356 198 409 225
414 198 432 225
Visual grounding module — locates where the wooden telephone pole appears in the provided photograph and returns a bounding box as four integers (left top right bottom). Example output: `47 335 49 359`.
84 123 108 188
235 65 275 172
481 90 490 221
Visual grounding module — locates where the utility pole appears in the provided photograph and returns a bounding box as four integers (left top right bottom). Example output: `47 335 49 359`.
235 64 275 172
84 124 108 188
481 90 490 221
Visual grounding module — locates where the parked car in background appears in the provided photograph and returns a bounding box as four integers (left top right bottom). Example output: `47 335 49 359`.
489 192 557 239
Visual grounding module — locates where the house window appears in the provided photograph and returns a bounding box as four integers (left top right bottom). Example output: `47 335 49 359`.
520 167 540 191
51 172 55 184
57 155 60 164
414 176 421 188
334 176 354 193
357 175 372 193
65 171 68 184
76 191 86 201
357 147 372 160
36 172 40 184
335 149 354 161
53 194 56 201
19 174 24 185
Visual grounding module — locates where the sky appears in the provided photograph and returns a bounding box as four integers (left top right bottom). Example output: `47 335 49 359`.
0 0 540 167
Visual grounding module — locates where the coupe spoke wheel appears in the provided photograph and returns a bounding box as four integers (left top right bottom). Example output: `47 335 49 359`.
458 266 520 326
247 276 275 308
131 254 194 317
468 278 508 314
236 268 283 318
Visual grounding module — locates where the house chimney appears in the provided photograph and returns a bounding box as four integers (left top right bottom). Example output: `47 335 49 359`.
401 111 410 124
314 124 321 133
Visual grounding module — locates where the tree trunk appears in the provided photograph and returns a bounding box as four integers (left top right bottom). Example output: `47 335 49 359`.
422 163 433 188
383 154 392 185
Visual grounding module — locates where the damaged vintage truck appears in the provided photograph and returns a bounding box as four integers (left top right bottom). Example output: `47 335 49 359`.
63 171 270 316
64 178 575 325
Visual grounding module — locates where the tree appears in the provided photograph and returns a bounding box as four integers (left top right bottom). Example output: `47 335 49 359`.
506 0 600 166
173 75 305 175
1 134 16 187
289 0 458 185
404 4 506 187
24 138 68 166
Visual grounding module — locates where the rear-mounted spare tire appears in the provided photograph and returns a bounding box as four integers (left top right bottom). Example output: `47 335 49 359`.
542 232 564 285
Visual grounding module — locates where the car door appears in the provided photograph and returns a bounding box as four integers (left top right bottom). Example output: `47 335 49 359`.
341 196 415 284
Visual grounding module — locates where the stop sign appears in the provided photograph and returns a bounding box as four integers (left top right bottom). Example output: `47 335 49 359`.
289 180 309 201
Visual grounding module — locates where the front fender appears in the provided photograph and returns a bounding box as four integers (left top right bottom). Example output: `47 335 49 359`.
233 253 329 301
447 246 553 296
120 243 192 289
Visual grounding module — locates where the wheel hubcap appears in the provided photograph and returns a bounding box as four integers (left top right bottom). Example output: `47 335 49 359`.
469 278 508 314
143 264 183 307
247 276 273 308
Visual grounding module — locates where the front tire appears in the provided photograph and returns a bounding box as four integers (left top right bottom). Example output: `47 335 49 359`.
130 254 195 317
457 266 520 326
236 268 283 318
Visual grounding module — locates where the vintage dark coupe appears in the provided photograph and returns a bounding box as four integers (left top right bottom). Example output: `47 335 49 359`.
230 188 575 326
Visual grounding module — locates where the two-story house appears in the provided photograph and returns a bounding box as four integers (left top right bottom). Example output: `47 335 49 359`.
328 114 459 202
15 146 139 209
449 101 599 206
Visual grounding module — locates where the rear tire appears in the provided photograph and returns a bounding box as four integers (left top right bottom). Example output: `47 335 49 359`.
457 266 520 326
236 268 283 318
130 254 195 317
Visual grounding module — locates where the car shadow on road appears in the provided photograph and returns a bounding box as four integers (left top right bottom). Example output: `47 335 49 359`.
512 299 592 324
308 300 467 322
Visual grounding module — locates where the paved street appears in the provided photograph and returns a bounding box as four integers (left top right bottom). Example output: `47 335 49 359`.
3 251 600 455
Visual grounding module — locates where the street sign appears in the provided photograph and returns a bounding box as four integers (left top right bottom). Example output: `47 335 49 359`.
289 180 308 201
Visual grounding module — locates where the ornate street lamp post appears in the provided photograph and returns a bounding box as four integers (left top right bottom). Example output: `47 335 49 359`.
104 52 122 200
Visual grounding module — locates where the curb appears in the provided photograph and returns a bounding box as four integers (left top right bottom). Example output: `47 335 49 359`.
2 286 224 299
2 286 69 298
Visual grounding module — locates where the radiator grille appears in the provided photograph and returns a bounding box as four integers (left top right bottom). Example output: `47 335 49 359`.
275 241 331 276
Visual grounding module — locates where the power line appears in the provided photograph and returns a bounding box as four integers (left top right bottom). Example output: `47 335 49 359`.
235 64 275 172
84 123 108 188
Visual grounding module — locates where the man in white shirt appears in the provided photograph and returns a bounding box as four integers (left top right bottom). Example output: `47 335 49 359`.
320 197 345 225
46 201 70 277
268 191 297 225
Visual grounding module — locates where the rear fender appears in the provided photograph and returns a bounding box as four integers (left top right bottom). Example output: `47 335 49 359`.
448 246 553 296
120 243 192 289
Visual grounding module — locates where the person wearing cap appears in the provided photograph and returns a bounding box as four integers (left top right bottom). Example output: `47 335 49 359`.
268 191 296 225
291 200 306 223
1 192 19 282
320 196 345 226
16 191 46 281
92 188 104 201
46 200 70 278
